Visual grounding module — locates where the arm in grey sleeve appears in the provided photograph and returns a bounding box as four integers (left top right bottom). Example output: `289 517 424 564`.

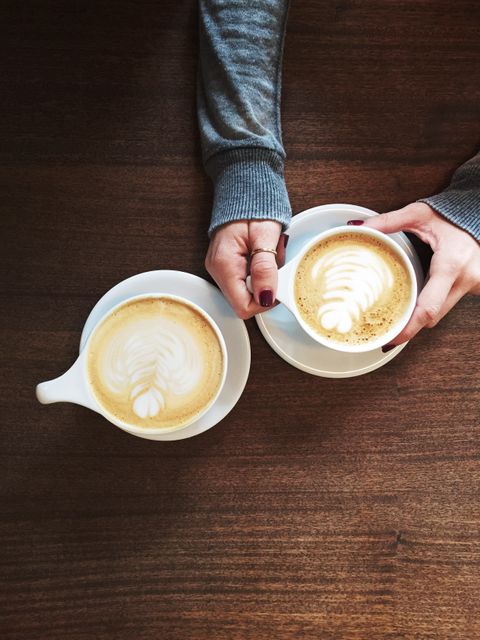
419 152 480 241
198 0 291 236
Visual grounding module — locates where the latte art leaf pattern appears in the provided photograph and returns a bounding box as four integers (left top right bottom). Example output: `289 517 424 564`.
311 248 394 334
102 319 203 419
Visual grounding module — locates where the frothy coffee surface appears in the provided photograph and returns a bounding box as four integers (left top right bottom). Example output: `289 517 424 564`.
294 233 412 345
87 297 224 429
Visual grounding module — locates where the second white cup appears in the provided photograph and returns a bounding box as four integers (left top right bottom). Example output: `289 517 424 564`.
261 225 417 353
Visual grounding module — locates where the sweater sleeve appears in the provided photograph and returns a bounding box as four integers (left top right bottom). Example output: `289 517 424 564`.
419 152 480 241
197 0 292 236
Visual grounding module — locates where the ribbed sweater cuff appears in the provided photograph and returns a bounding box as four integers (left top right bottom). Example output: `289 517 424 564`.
419 192 480 242
205 148 292 236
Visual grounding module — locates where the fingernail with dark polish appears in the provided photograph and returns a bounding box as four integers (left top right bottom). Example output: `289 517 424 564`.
260 289 273 307
382 344 396 353
347 219 364 226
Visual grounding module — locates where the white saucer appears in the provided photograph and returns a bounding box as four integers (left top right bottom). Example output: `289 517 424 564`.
79 271 251 440
256 204 424 378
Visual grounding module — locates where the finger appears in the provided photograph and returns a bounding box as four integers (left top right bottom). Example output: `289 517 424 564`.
249 221 282 308
387 266 457 345
362 204 430 235
437 281 471 323
275 233 289 269
214 263 264 319
206 245 263 320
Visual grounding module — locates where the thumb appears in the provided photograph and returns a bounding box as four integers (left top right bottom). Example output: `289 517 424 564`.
249 220 282 308
362 204 423 235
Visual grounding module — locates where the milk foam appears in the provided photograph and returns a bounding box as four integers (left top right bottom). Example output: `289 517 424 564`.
311 247 394 334
101 317 203 419
294 233 412 345
87 297 224 429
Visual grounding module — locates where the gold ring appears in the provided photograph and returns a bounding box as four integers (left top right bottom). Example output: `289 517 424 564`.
250 247 278 258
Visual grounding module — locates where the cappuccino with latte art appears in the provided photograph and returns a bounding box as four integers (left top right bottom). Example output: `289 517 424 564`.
294 232 412 347
87 296 225 430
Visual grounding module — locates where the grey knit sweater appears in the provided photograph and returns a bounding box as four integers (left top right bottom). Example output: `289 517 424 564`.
198 0 479 241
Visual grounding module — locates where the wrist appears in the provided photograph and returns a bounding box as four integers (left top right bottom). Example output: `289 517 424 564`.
205 147 292 237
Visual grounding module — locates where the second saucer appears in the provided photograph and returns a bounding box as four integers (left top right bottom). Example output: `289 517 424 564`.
255 204 424 378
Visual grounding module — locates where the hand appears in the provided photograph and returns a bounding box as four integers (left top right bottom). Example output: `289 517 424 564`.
361 203 480 346
205 220 287 319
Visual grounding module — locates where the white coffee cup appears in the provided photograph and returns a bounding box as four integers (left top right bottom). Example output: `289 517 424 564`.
36 293 228 437
262 225 417 353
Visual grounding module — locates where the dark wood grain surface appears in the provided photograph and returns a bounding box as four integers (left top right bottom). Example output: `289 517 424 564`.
1 1 479 638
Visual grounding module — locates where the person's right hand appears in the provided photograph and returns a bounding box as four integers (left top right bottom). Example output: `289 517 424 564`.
360 203 480 347
205 220 288 319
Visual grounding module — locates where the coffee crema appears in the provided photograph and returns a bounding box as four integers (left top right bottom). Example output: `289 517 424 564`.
87 297 224 429
294 233 412 345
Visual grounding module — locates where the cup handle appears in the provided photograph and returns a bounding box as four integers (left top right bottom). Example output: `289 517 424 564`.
275 260 294 306
36 355 97 411
246 260 296 310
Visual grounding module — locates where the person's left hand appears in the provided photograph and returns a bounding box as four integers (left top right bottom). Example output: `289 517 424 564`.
205 219 288 319
354 203 480 348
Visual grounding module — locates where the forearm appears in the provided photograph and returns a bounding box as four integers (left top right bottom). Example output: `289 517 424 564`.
198 0 291 235
419 152 480 241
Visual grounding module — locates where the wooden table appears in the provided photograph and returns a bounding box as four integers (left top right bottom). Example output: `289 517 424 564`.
2 1 479 638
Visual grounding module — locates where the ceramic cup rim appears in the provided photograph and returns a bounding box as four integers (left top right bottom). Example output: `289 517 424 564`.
82 292 228 435
283 225 418 353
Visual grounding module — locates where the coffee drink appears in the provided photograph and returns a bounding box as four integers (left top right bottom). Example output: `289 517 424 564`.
294 232 412 346
87 296 225 429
